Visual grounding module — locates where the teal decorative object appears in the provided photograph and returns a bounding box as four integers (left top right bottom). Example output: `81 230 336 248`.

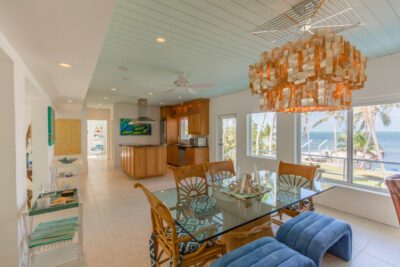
58 157 78 164
48 106 55 146
120 118 151 136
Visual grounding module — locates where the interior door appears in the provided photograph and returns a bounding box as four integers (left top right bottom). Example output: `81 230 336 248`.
218 115 237 165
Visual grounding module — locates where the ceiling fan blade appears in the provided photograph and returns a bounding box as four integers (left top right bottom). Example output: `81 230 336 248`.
306 29 314 35
187 87 198 95
165 88 176 94
310 24 356 29
189 82 216 89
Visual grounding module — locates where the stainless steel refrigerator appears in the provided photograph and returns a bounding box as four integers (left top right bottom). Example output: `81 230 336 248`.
160 119 166 145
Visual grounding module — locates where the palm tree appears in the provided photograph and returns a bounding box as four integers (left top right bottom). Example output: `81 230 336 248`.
254 113 267 155
268 113 276 156
354 104 397 172
311 111 346 155
303 113 311 155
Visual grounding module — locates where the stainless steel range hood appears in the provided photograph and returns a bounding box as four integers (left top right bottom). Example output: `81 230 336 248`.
129 98 157 124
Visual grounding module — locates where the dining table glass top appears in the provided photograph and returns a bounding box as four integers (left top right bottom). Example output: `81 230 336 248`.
153 170 335 243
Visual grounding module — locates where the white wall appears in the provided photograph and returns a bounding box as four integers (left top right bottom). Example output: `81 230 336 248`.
210 90 296 173
31 96 54 199
209 53 400 227
0 48 19 267
0 29 56 266
86 108 112 160
113 103 160 167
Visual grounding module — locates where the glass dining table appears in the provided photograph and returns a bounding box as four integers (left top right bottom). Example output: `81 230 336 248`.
154 170 335 243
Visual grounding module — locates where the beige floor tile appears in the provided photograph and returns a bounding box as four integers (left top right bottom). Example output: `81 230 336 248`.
351 252 396 267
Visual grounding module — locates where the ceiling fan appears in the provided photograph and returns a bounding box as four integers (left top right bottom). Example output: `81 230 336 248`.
250 0 364 45
165 72 215 95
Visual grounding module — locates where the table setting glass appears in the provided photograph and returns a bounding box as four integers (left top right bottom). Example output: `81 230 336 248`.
154 170 335 243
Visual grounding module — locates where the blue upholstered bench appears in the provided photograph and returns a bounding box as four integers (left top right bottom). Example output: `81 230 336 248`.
276 211 352 267
211 237 316 267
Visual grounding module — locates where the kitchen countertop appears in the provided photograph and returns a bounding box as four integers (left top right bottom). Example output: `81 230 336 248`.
119 144 167 147
169 144 208 148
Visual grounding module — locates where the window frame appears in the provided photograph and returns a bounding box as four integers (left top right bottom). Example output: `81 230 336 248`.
297 102 400 193
179 117 190 141
247 112 277 159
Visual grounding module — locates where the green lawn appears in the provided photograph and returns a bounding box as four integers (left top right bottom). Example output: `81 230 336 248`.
311 162 392 189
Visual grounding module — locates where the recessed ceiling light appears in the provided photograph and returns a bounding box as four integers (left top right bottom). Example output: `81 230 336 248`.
149 92 153 96
67 99 73 103
98 103 102 106
178 96 182 99
59 63 72 68
111 88 117 91
160 102 164 105
104 96 108 100
156 37 166 43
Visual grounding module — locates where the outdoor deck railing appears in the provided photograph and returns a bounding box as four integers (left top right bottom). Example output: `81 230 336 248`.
301 153 400 187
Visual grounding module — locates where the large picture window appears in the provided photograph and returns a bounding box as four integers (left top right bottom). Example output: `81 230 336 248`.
248 112 277 158
352 104 400 189
301 103 400 190
301 111 348 182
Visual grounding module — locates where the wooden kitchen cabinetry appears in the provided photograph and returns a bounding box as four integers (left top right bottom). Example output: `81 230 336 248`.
167 145 179 166
186 147 209 165
121 145 167 178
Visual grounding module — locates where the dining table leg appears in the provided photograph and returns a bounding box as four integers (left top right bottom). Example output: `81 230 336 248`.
220 215 273 252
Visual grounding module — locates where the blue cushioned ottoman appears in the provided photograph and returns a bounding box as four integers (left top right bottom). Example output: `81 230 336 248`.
276 211 352 267
211 237 316 267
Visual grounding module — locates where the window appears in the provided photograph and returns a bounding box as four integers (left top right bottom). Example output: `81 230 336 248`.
352 104 400 189
248 112 277 158
179 117 189 140
301 111 348 182
300 103 400 191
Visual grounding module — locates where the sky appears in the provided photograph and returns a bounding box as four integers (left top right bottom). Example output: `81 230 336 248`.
306 106 400 132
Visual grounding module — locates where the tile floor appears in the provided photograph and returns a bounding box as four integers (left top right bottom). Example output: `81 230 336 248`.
56 157 400 266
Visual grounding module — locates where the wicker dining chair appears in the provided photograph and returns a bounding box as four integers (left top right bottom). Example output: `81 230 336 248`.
134 183 225 267
207 160 235 186
273 161 319 225
172 164 209 204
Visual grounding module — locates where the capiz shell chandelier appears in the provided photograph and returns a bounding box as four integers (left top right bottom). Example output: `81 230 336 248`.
249 30 367 112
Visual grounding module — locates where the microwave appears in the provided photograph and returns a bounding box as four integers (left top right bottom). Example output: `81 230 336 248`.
190 137 207 147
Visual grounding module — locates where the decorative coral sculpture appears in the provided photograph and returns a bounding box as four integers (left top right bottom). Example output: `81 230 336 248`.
228 174 265 195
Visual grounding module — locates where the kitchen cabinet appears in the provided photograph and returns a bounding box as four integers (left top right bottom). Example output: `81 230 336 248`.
164 106 178 144
187 100 209 136
167 145 179 166
120 145 167 178
186 147 209 165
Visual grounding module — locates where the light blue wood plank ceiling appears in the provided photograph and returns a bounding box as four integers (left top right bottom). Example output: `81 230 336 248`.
87 0 400 107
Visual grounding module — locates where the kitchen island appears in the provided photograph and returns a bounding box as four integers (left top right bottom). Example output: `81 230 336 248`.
120 144 167 178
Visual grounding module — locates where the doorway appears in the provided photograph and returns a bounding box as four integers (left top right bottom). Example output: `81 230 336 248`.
87 120 107 158
218 115 237 166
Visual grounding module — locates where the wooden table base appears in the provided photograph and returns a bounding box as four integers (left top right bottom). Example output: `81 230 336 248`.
220 215 273 252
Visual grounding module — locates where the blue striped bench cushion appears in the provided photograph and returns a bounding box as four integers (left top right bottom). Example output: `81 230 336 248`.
211 237 316 267
276 211 352 267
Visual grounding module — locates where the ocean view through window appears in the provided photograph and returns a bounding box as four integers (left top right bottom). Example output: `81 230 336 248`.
301 103 400 190
248 112 276 158
301 111 348 182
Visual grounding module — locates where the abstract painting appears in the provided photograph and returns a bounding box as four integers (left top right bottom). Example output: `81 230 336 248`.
120 118 151 136
48 106 55 146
